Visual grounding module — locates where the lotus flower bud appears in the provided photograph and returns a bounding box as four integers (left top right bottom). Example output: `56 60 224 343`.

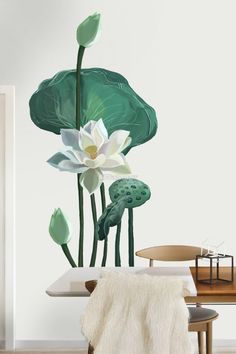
76 12 101 48
49 208 71 245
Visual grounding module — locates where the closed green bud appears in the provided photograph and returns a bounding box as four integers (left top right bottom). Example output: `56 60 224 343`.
76 12 101 48
49 208 71 245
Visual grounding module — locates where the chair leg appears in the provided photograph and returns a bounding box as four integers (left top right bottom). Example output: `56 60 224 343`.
196 303 204 354
197 331 204 354
206 322 213 354
88 343 94 354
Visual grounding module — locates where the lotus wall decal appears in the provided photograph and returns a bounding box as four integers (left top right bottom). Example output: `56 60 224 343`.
29 12 158 267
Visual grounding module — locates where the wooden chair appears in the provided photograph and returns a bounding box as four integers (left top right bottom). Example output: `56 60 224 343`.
136 245 219 354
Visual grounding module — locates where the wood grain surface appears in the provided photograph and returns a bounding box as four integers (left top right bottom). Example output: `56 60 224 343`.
186 267 236 303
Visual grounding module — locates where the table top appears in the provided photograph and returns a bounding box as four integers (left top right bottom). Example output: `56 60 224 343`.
190 266 236 295
46 266 197 297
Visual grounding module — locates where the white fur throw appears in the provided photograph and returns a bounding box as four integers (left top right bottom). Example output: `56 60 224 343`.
81 271 193 354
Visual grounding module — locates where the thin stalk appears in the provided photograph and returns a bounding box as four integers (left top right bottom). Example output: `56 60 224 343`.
100 183 106 211
115 222 122 267
61 244 77 268
76 45 85 267
77 174 84 267
76 45 85 129
100 183 108 267
128 208 134 266
89 194 98 267
101 238 108 267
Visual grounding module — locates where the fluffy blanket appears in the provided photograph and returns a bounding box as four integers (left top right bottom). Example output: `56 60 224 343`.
81 271 193 354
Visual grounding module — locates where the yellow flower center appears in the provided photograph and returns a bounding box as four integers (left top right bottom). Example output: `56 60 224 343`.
85 145 98 160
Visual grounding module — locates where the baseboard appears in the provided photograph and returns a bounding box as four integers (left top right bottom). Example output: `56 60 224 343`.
212 340 236 353
194 340 236 353
213 349 236 353
15 340 87 350
12 339 236 352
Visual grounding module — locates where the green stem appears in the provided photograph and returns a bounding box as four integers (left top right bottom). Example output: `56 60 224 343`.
100 183 108 267
115 222 122 267
76 45 85 129
61 244 77 268
101 237 108 267
77 174 84 267
76 45 85 267
89 194 98 267
128 208 134 266
100 183 106 211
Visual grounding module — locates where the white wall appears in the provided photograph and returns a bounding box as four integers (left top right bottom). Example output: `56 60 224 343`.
1 0 236 344
0 94 5 345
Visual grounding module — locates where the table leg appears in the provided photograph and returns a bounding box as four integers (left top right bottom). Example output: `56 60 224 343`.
88 343 94 354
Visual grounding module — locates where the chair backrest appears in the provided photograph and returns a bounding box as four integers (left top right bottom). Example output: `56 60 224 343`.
136 245 207 266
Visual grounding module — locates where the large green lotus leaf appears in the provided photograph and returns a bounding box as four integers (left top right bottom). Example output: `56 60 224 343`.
29 68 157 152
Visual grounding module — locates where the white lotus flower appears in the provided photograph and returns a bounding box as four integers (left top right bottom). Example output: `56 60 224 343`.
47 119 132 194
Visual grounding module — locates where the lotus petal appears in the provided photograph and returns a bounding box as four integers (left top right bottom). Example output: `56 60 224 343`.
80 168 103 194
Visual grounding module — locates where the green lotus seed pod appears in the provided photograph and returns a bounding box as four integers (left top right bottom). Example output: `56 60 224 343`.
109 178 151 208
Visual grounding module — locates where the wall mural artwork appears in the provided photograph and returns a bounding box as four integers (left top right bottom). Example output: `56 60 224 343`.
29 13 158 267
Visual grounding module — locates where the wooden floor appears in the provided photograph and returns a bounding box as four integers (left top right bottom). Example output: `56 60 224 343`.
0 352 86 354
1 350 235 354
0 352 87 354
0 350 235 354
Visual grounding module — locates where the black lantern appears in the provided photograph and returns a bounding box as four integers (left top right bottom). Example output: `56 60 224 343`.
195 253 234 285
